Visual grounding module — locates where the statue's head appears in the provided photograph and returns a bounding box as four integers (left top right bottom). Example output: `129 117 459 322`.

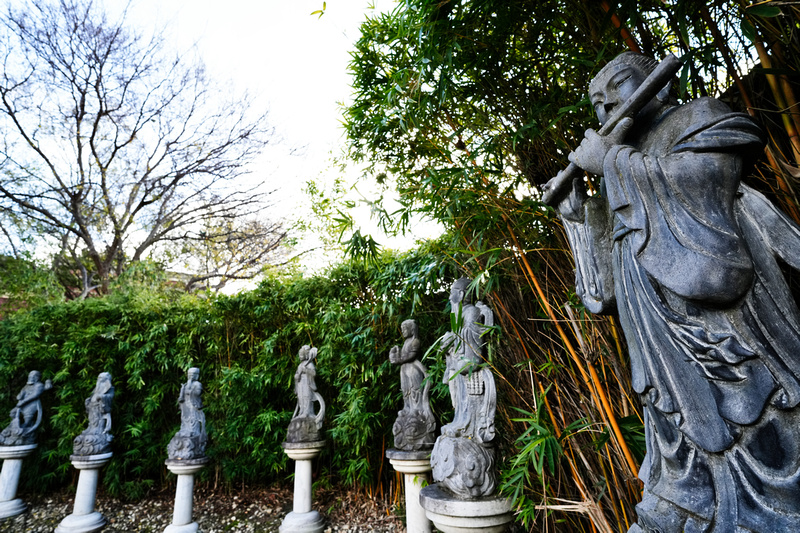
187 367 200 381
27 370 41 384
450 277 473 308
299 345 311 361
97 372 112 392
400 319 418 338
589 52 668 126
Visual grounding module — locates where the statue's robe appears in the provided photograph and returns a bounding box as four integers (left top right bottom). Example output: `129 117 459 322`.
564 97 800 532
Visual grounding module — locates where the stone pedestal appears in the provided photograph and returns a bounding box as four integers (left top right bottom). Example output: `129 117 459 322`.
0 444 37 519
163 459 209 533
419 484 513 533
55 452 112 533
279 440 326 533
386 448 432 533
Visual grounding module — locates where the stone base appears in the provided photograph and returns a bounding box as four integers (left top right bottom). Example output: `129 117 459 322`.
54 510 106 533
279 510 325 533
0 498 25 519
282 440 326 461
164 521 200 533
419 484 513 533
0 444 37 460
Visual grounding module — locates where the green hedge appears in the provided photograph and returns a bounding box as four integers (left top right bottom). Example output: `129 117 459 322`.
0 247 459 499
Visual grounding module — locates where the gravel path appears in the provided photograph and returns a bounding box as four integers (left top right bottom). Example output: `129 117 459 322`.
0 484 404 532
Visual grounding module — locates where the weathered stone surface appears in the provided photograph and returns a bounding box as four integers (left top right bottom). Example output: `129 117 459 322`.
72 373 114 457
430 277 498 499
389 319 436 451
0 371 52 446
167 368 207 463
286 346 325 443
557 51 800 532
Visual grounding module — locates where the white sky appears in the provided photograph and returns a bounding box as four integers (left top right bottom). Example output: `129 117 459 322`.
125 0 441 273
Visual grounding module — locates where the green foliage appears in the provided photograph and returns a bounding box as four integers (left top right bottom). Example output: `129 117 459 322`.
0 242 457 499
0 255 63 314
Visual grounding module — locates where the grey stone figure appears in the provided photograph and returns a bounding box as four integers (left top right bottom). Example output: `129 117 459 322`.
555 51 800 532
389 319 436 451
430 277 497 499
0 371 52 446
286 346 325 443
72 372 114 456
167 367 207 463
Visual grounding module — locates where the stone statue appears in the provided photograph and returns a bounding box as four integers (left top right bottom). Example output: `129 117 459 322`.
0 371 53 446
555 51 800 532
286 345 325 443
430 277 497 499
389 319 436 451
73 372 114 456
167 367 208 462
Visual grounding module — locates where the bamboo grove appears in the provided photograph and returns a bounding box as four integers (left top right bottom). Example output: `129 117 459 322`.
343 0 800 531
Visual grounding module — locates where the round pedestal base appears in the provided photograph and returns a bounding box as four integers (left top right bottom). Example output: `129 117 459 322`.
420 484 513 533
279 510 325 533
54 510 106 533
164 521 200 533
0 498 25 519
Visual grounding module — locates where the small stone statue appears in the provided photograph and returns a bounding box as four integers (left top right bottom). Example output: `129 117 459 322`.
389 319 436 451
0 371 52 446
555 51 800 532
430 277 497 499
72 372 114 456
286 345 325 443
167 367 207 463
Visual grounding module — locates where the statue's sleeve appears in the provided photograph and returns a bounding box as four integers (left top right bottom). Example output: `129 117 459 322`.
562 196 616 314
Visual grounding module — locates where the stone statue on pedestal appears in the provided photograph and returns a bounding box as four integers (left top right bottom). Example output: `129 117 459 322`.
167 367 207 463
0 371 52 446
554 51 800 532
430 277 497 499
286 345 325 443
389 319 436 451
73 372 114 456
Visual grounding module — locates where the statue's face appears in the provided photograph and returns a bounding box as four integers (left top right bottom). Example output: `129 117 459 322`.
450 286 463 309
27 371 40 384
590 62 648 126
401 321 411 336
188 368 199 381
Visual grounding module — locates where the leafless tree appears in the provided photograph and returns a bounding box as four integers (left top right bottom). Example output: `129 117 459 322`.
0 0 285 295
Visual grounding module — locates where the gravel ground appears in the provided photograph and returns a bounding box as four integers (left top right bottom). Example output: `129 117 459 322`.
0 484 404 532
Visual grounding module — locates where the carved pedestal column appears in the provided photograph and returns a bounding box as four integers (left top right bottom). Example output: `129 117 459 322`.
280 440 326 533
419 484 512 533
55 452 112 533
163 460 208 533
0 444 36 519
387 449 432 533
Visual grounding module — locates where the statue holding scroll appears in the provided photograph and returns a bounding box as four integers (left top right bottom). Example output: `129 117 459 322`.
553 51 800 532
389 319 436 451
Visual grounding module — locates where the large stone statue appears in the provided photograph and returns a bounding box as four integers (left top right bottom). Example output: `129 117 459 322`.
430 277 497 499
286 345 325 443
167 367 207 463
72 372 114 456
389 319 436 451
554 51 800 532
0 371 52 446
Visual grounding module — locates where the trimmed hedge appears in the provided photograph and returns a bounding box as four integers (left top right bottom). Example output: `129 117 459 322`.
0 248 459 499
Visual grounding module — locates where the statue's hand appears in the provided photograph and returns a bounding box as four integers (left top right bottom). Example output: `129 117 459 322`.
555 173 587 222
569 118 633 176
